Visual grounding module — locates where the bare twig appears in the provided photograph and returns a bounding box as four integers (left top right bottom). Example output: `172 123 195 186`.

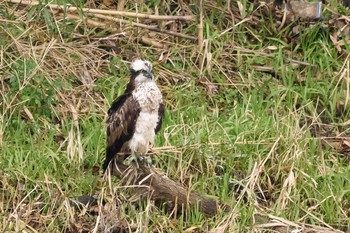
6 0 195 21
285 58 317 67
252 65 274 72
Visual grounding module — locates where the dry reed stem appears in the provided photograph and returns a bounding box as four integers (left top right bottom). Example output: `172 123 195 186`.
6 0 195 21
141 36 166 49
93 13 158 29
116 0 125 12
330 53 350 99
62 13 115 31
198 0 204 70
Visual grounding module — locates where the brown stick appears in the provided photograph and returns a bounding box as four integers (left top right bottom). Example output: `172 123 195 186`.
6 0 195 21
108 162 223 217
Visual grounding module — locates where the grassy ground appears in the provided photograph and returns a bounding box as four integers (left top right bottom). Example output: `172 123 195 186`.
1 0 350 232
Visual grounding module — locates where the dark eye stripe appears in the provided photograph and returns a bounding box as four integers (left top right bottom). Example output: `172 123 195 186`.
131 69 149 77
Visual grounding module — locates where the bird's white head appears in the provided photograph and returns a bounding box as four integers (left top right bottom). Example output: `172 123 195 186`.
130 59 154 85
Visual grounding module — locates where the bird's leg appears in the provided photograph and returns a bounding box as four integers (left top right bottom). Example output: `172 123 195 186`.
138 155 152 168
125 153 152 168
125 152 140 168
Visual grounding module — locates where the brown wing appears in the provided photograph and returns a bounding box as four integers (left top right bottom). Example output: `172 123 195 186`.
103 93 140 172
155 102 165 133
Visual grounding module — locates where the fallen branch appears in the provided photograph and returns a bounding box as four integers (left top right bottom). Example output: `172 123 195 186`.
108 162 228 217
6 0 195 21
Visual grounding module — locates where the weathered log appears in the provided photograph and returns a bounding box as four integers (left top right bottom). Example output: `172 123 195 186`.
108 161 225 217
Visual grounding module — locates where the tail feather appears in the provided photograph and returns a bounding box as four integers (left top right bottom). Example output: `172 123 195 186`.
103 146 116 173
103 147 130 173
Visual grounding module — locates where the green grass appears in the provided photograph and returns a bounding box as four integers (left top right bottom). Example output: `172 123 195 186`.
1 0 350 232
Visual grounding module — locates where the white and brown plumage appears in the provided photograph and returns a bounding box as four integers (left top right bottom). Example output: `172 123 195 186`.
103 59 164 172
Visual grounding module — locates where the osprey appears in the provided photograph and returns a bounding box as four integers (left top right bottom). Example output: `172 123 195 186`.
103 59 164 172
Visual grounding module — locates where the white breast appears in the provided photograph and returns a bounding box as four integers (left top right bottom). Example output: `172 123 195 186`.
128 82 162 155
132 82 162 111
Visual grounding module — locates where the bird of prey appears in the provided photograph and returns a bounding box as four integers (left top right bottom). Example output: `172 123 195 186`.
103 59 164 172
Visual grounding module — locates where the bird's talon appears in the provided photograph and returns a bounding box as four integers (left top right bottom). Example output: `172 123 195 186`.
138 156 152 168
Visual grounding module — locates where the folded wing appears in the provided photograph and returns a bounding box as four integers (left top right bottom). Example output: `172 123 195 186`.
103 93 141 172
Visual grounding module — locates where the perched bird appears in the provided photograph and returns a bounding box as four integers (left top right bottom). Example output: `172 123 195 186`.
103 59 164 172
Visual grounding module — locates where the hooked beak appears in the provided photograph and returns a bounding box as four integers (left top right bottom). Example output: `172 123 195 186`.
144 71 153 79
